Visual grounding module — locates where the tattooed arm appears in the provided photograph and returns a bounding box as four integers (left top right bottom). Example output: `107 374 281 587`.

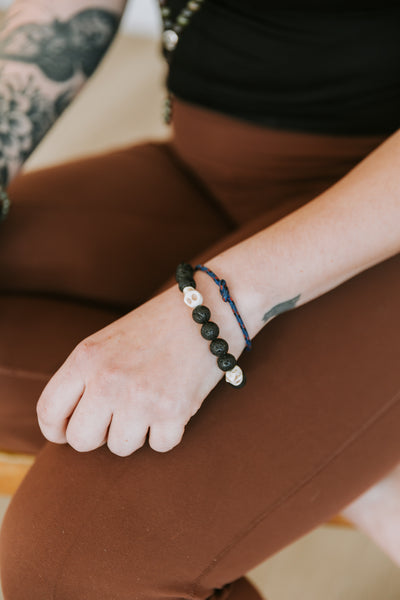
0 0 128 187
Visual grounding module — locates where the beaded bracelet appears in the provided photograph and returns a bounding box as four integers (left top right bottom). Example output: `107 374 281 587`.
193 264 252 351
175 262 248 388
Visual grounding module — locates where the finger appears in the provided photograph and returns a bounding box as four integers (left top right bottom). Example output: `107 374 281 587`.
107 413 149 457
36 360 85 444
148 421 185 453
65 392 113 453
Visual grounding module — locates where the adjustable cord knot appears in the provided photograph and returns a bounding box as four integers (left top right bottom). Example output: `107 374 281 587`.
219 279 230 302
193 263 252 351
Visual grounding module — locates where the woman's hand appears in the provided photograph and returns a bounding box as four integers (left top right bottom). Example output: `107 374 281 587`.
36 283 243 456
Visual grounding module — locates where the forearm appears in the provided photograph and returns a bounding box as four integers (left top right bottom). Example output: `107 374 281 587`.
0 0 126 186
198 128 400 356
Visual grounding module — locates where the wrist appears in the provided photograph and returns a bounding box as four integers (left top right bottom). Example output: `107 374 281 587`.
204 251 283 343
171 263 249 390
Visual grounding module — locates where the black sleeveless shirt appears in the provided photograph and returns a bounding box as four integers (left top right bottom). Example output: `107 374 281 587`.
165 1 400 135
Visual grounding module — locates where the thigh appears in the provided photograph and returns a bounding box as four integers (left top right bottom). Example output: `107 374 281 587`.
0 142 233 307
1 204 399 599
0 142 233 453
0 295 122 453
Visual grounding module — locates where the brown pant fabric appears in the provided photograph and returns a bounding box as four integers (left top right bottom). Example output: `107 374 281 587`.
0 99 399 599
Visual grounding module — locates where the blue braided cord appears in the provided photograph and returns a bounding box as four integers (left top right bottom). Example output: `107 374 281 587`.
194 264 252 351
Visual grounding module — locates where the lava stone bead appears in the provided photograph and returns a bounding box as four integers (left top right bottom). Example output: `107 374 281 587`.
178 278 196 292
201 321 219 340
217 353 236 371
210 338 229 356
192 305 211 324
175 262 193 281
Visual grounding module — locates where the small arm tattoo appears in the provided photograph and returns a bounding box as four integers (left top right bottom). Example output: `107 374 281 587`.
262 294 301 323
0 8 119 81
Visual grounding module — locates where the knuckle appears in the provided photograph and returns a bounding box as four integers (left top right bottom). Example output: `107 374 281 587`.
107 440 133 457
157 397 184 420
36 383 55 420
95 367 121 391
74 338 96 362
150 438 174 453
66 429 91 453
149 424 183 453
39 427 65 444
36 400 51 424
36 400 58 429
107 430 146 457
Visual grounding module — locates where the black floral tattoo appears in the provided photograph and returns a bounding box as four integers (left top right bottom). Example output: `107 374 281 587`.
262 294 301 323
0 9 119 81
0 8 119 185
0 72 55 185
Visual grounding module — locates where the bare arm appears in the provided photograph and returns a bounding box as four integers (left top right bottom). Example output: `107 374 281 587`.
198 128 400 357
36 127 400 456
0 0 128 187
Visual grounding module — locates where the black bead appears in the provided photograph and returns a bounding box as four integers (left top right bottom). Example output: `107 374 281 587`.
210 338 229 356
178 278 196 292
175 262 193 281
201 321 219 340
192 305 210 324
217 353 236 371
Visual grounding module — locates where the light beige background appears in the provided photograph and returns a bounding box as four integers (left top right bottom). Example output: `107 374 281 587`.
0 29 399 600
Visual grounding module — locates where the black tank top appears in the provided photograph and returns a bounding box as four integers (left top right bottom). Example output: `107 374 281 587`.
165 1 400 135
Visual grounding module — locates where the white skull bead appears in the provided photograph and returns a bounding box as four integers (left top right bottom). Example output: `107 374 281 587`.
225 365 244 386
183 286 203 308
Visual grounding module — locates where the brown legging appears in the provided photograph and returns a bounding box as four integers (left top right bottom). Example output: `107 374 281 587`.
0 99 399 600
